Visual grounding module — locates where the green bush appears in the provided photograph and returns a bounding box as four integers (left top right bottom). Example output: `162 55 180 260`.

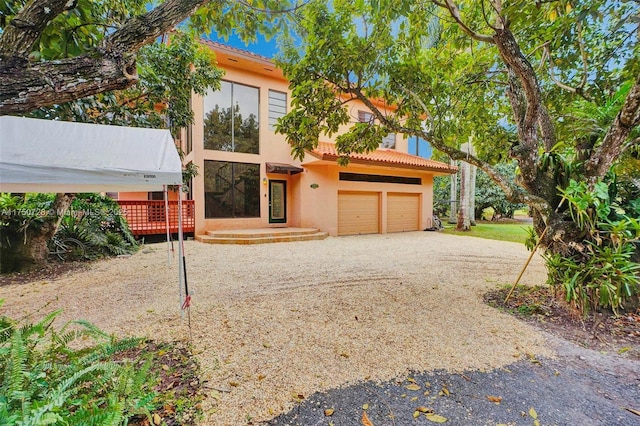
543 178 640 315
58 193 138 258
0 303 156 425
0 193 138 267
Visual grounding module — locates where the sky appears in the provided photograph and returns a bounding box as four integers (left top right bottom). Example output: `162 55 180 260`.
208 31 281 58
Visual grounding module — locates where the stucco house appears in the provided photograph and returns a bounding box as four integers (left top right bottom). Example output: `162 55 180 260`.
117 41 456 239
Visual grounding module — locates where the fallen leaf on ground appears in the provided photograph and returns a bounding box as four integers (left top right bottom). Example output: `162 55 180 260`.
362 403 369 410
416 406 433 413
152 413 162 425
362 411 374 426
406 384 421 391
425 413 448 423
486 395 502 404
324 408 334 416
529 407 538 419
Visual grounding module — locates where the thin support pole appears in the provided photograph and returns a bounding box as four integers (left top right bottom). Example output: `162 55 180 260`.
177 187 185 318
164 186 171 266
504 226 548 304
177 190 192 340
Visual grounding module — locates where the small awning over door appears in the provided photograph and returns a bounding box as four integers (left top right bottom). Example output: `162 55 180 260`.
266 162 303 175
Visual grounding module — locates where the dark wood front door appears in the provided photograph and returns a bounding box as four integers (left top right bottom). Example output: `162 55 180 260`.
269 180 286 224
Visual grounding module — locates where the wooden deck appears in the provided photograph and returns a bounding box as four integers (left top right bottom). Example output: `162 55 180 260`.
117 200 195 236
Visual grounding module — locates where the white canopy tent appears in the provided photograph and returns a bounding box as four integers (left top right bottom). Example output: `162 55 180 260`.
0 116 189 313
0 116 182 192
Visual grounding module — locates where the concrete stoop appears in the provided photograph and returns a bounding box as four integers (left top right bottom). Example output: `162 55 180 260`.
195 228 328 244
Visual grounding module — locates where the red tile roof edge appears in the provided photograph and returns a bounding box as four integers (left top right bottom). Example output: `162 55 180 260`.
308 142 457 174
199 39 274 62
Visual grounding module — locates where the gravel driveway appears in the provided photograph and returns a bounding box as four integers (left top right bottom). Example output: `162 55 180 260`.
2 231 636 425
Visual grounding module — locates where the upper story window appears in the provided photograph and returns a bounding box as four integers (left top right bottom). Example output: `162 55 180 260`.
358 110 374 123
358 110 395 149
268 90 287 131
203 81 259 154
381 133 396 149
408 136 433 158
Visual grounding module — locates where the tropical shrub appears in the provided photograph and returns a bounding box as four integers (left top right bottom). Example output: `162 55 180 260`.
1 193 137 271
0 303 156 425
58 193 138 258
542 177 640 315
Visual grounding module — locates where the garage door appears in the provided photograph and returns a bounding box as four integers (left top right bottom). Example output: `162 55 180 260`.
338 192 380 236
387 193 420 233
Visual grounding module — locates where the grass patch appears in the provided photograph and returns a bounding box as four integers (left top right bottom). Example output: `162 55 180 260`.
442 222 531 244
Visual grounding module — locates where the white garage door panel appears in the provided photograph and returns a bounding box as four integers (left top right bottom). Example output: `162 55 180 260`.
338 192 379 235
387 193 420 233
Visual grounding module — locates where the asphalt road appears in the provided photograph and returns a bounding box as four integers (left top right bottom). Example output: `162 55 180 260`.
267 334 640 426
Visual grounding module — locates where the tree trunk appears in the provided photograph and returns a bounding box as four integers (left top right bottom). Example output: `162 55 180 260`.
0 193 73 272
448 159 458 224
457 160 471 231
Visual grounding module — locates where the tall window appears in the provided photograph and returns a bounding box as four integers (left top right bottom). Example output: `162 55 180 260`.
268 90 287 131
203 81 260 154
204 160 260 218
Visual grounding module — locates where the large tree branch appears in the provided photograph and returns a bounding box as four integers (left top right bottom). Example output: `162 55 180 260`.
0 0 74 62
0 54 138 113
104 0 210 53
585 72 640 179
493 28 556 151
0 0 211 115
431 0 495 43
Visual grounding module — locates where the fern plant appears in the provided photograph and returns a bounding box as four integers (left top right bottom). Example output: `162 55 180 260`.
0 302 157 425
57 193 138 258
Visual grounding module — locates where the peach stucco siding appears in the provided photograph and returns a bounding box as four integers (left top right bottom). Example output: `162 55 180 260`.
177 42 454 236
187 53 301 234
117 190 179 201
298 162 434 236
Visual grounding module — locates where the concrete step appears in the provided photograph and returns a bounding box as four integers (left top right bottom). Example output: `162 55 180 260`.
195 228 328 244
204 227 321 238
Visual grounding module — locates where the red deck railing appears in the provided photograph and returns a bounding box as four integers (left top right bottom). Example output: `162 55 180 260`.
117 200 195 236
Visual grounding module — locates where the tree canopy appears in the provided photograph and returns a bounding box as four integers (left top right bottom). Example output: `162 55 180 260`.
0 0 296 115
277 0 639 242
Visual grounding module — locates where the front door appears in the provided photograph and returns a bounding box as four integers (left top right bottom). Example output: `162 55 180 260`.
269 180 286 224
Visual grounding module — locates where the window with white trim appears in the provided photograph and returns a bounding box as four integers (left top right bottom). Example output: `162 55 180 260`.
268 90 287 131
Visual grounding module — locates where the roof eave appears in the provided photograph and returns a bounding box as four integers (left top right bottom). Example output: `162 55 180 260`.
313 153 457 174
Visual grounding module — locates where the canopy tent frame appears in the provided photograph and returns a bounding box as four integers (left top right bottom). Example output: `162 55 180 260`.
0 116 189 314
